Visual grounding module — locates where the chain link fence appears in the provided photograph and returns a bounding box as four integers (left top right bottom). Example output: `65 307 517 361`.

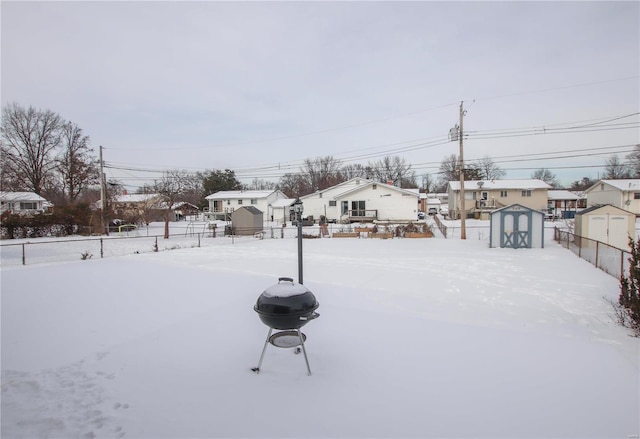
554 227 630 279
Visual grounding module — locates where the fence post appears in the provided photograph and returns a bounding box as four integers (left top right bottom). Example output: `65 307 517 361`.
595 241 599 270
198 233 201 247
22 243 25 265
621 249 625 279
100 238 104 258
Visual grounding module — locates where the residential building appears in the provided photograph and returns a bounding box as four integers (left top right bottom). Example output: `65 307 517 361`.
584 179 640 215
300 178 419 223
205 190 288 221
0 192 49 215
447 179 552 220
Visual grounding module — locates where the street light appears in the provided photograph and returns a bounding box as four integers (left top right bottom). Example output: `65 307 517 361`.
293 198 304 284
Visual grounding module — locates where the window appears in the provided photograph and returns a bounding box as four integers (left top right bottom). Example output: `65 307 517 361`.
634 193 640 200
500 191 508 197
20 202 37 210
351 200 366 216
251 199 257 204
238 199 243 205
227 200 230 205
329 201 336 207
521 190 532 197
319 193 323 198
372 184 377 190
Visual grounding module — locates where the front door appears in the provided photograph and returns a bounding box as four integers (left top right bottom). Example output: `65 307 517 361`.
341 201 349 216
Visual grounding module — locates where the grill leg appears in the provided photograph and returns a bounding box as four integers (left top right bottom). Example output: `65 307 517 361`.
254 328 273 374
296 328 312 376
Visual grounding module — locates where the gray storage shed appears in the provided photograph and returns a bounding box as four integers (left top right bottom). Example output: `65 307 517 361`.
231 206 264 236
490 204 544 248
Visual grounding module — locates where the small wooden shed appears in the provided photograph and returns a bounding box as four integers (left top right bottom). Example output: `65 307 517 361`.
231 206 264 236
490 204 544 249
574 204 635 250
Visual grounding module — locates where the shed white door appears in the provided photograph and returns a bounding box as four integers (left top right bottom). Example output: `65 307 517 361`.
609 215 630 249
588 214 630 249
587 215 608 244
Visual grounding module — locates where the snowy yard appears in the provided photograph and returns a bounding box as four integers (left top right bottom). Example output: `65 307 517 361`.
1 222 639 438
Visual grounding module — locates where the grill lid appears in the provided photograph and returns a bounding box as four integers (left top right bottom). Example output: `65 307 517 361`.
262 277 310 298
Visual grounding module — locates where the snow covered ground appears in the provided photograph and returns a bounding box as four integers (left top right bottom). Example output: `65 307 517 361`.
1 221 639 438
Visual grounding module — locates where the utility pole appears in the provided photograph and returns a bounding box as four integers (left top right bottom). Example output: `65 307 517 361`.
99 145 107 236
459 101 466 240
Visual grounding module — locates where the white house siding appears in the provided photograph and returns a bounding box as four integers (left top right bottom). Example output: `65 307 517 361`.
585 180 640 215
300 179 419 222
206 190 287 220
448 180 551 218
0 192 48 214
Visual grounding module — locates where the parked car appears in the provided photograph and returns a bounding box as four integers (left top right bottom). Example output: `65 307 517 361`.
417 211 425 220
440 206 449 217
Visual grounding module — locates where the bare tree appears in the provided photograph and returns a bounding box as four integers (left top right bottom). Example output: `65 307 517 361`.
277 173 312 198
476 156 505 180
303 156 344 191
625 144 640 178
605 154 631 179
368 155 416 187
531 168 560 188
340 163 371 180
56 122 99 204
246 178 276 191
438 154 461 186
154 170 193 239
1 103 63 194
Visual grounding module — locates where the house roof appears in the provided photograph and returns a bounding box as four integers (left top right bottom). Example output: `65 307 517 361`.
448 179 552 191
114 194 161 203
586 179 640 193
205 190 277 200
547 190 581 201
302 179 419 200
0 191 48 202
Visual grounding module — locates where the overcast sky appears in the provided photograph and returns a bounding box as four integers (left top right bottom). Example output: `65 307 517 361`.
2 1 639 189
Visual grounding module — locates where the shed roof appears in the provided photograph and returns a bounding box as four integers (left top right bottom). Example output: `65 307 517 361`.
490 203 544 215
233 205 263 215
575 204 632 216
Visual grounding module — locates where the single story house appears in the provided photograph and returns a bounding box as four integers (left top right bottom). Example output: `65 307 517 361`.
584 179 640 215
300 178 420 223
447 179 552 220
0 191 49 215
205 190 288 221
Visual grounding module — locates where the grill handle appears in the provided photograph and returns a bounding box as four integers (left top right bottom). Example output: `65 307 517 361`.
278 277 294 284
299 312 320 321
